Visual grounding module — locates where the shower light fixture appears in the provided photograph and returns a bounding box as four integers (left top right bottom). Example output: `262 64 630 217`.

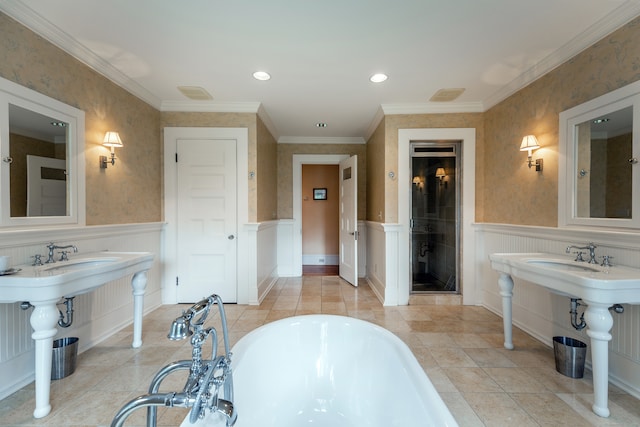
435 167 446 187
100 131 123 168
520 135 543 172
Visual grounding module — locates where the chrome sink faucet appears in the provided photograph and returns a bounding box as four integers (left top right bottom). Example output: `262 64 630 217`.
45 242 78 263
566 242 597 264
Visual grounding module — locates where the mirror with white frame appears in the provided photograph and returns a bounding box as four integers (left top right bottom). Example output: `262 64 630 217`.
0 76 85 227
559 80 640 229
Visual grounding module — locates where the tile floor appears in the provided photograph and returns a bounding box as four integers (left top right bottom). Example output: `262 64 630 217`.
1 276 639 426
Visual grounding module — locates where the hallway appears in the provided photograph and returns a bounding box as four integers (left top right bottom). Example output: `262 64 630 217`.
1 277 639 426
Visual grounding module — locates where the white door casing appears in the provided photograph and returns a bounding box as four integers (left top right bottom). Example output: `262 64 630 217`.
163 127 249 305
398 128 476 305
339 155 358 286
176 138 237 303
293 154 349 277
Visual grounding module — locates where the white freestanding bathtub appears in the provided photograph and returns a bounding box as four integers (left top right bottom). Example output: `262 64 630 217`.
181 315 458 427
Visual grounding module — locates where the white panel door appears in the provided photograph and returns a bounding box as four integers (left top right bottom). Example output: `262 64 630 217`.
26 155 66 216
339 155 358 286
176 138 237 302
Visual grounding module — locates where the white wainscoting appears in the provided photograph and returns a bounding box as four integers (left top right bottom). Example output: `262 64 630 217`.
475 223 640 399
0 222 163 400
276 219 295 277
364 222 401 306
254 221 279 304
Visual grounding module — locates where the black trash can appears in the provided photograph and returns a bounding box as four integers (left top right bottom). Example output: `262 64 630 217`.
553 336 587 378
51 337 79 380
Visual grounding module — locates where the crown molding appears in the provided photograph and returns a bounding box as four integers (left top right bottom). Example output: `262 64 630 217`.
380 102 485 115
278 136 366 144
160 100 261 113
257 104 280 141
0 0 161 108
483 1 640 110
364 106 385 142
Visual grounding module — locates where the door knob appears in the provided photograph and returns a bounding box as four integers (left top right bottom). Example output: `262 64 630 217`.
228 235 235 240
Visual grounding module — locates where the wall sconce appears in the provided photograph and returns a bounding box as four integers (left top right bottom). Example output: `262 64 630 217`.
435 167 446 181
412 176 424 192
520 135 543 172
100 131 123 168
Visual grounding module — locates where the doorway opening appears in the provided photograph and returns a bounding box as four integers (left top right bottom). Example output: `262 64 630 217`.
410 141 460 293
301 164 339 276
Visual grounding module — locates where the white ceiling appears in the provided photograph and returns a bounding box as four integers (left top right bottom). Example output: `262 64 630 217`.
3 0 640 142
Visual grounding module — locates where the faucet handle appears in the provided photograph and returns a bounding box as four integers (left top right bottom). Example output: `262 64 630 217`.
31 254 43 266
572 251 585 262
601 255 613 267
59 251 70 261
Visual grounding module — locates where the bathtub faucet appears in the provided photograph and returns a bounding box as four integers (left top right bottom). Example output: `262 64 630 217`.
110 294 236 427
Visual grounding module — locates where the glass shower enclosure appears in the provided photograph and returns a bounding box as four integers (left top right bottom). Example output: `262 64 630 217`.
410 142 460 293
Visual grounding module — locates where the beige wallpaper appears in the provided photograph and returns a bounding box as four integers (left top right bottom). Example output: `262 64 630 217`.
256 116 278 222
483 17 640 226
366 120 385 222
379 113 484 223
1 13 162 225
277 143 367 219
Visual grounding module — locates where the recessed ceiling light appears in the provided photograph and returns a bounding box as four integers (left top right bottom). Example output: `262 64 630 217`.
370 73 388 83
316 122 327 128
253 71 271 81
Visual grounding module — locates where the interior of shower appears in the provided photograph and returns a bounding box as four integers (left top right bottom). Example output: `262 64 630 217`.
410 142 460 293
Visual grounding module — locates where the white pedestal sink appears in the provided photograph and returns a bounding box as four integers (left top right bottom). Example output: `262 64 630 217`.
489 253 640 418
0 251 154 418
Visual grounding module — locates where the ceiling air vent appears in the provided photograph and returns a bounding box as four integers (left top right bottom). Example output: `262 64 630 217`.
430 88 465 102
177 86 213 100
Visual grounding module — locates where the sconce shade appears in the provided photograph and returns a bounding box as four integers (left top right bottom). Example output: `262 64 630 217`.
412 176 422 184
520 135 539 151
103 131 123 148
435 167 446 178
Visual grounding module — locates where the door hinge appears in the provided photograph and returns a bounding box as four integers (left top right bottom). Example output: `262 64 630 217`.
176 276 179 287
175 153 178 162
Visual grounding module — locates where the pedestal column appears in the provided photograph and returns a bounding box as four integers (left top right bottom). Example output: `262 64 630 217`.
29 299 59 418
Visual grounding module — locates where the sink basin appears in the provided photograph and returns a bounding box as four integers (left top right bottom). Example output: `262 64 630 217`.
525 259 600 272
0 251 155 303
489 252 640 305
38 257 121 273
